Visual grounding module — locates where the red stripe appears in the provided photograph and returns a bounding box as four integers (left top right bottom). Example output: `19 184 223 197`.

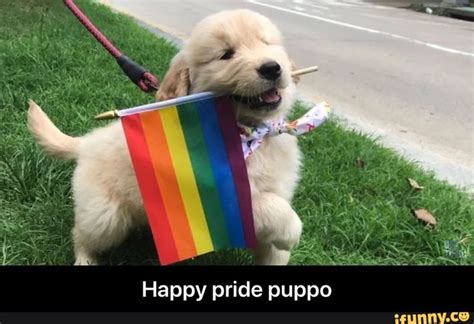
121 115 179 265
215 97 257 248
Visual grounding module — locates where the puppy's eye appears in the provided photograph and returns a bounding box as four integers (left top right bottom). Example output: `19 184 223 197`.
220 49 235 60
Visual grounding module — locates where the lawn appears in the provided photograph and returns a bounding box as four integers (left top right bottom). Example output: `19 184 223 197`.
0 0 472 265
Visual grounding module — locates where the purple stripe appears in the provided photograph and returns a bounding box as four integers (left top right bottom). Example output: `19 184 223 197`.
215 97 257 248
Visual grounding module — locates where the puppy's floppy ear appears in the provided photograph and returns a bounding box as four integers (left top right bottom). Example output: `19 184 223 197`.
290 59 300 85
156 52 190 101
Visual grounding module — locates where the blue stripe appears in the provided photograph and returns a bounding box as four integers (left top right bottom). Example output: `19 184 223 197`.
195 99 246 247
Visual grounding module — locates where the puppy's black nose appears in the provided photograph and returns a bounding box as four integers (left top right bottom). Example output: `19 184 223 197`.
258 61 281 81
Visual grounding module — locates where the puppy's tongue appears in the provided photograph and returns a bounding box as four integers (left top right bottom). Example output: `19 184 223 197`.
259 88 281 104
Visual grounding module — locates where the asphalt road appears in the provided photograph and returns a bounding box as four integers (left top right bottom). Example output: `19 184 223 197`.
104 0 474 190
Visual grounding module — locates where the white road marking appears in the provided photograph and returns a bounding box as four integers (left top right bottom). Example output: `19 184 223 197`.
292 5 305 11
248 0 474 58
372 5 395 10
319 0 354 7
291 0 328 13
361 13 464 28
302 2 329 10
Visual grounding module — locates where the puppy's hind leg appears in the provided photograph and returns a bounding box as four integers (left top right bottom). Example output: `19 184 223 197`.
72 199 136 265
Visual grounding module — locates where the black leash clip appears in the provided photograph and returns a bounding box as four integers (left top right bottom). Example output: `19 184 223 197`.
117 55 159 93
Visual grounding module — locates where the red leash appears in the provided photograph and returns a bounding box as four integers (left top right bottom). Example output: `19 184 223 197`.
64 0 158 93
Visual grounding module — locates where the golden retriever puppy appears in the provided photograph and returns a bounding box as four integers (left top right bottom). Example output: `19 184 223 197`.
27 9 302 265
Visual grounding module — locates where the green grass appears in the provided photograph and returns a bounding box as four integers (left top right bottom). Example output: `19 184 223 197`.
1 0 472 265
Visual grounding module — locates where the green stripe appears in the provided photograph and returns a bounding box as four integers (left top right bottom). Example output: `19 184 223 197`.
177 103 231 249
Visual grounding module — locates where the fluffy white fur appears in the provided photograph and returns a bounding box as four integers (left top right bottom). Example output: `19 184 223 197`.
27 9 302 265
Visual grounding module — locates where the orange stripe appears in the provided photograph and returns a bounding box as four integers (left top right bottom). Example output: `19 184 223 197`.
140 110 197 260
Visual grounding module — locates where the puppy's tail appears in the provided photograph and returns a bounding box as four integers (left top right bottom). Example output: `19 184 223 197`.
27 100 80 160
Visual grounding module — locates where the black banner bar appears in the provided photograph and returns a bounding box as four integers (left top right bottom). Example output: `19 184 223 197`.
0 266 472 312
0 312 398 324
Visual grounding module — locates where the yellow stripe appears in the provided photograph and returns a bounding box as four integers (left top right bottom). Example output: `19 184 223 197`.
159 107 214 254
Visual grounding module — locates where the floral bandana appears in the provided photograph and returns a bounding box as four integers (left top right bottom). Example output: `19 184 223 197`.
238 102 331 159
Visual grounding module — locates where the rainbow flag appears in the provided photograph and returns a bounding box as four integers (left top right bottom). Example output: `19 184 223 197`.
120 94 256 265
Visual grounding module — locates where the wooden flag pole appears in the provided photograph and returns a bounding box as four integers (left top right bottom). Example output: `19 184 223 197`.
94 66 319 120
291 66 318 77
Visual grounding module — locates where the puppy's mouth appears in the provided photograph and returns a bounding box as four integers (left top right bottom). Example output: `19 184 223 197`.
231 87 282 111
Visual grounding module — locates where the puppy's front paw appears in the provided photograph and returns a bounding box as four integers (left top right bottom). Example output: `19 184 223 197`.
253 193 303 252
272 216 302 251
